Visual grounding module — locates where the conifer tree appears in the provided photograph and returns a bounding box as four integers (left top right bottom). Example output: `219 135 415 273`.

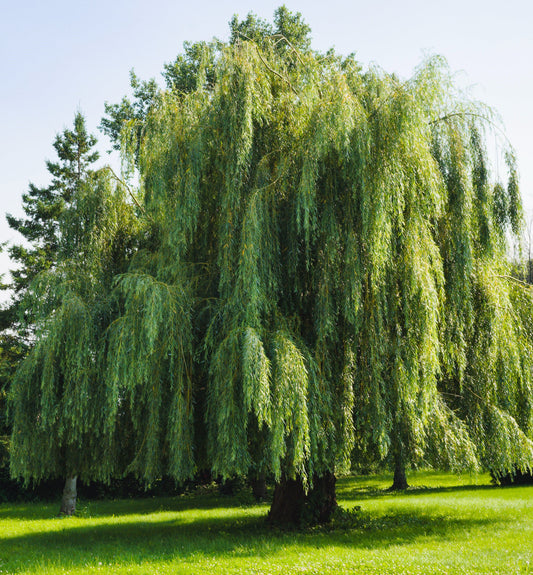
4 112 101 509
5 112 99 325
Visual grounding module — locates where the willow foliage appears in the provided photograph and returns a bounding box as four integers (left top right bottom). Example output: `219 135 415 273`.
103 27 533 487
10 170 138 484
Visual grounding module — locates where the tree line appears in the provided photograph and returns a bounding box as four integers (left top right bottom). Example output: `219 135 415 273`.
1 7 533 524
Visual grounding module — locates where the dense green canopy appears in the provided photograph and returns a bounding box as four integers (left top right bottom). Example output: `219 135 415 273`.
10 170 138 483
9 10 533 498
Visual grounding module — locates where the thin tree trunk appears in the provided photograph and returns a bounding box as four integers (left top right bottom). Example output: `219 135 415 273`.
59 476 77 516
250 472 267 501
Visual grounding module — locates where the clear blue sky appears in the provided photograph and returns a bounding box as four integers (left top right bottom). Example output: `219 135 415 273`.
1 0 532 290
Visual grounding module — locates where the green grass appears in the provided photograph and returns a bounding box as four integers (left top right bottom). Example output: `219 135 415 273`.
0 471 531 574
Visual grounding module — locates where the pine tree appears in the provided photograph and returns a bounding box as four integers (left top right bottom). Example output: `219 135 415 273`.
4 112 101 510
6 112 99 318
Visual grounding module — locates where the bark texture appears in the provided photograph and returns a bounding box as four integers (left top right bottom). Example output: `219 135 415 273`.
267 472 337 527
268 477 305 526
59 476 77 516
307 471 338 523
391 457 409 491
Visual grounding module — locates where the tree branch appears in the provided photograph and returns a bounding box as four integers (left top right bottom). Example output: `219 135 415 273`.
429 111 513 148
238 33 299 96
270 33 305 65
493 274 532 289
101 166 151 220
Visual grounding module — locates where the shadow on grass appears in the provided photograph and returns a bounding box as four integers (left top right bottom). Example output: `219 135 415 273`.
337 482 500 502
0 488 262 521
0 500 505 573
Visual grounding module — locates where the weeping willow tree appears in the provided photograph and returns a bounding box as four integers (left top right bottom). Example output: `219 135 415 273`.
97 8 533 524
9 169 138 514
10 8 533 524
431 112 533 485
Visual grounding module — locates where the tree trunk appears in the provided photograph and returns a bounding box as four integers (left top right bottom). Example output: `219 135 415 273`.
391 455 409 491
59 476 77 516
267 476 305 526
250 472 267 501
267 472 337 527
307 471 337 524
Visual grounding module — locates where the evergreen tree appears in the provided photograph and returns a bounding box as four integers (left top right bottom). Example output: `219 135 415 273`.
3 112 101 508
5 112 99 320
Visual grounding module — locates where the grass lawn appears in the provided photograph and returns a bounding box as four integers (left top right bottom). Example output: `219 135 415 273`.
0 471 531 574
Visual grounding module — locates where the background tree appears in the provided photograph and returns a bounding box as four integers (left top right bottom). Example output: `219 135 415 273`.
3 112 101 508
0 332 26 490
429 117 533 487
9 168 139 515
100 72 160 168
5 112 99 327
99 6 312 161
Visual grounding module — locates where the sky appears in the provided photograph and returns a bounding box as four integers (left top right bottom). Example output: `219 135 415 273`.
1 0 532 296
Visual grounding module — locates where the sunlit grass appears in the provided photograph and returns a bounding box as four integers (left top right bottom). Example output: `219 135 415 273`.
0 471 531 574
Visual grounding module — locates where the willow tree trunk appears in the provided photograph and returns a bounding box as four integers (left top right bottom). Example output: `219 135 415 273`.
267 472 337 527
391 454 409 491
307 472 338 524
267 476 305 526
59 476 77 516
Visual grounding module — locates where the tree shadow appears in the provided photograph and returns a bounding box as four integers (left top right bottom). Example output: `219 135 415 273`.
0 488 262 521
337 482 500 502
0 497 507 573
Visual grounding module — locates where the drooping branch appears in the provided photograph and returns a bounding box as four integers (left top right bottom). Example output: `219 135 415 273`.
493 274 532 289
270 33 305 65
429 111 513 147
429 111 492 125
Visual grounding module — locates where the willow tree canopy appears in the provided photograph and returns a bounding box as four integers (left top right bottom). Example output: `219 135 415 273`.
108 31 531 484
